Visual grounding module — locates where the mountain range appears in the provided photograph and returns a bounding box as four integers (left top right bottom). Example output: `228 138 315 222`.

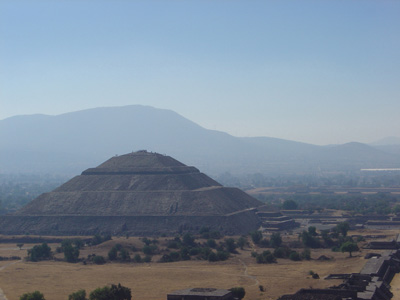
1 105 399 176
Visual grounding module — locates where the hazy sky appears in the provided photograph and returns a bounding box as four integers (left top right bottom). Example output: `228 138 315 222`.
1 1 399 145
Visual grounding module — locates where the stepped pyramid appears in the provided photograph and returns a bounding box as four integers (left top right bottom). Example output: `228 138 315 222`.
1 151 262 235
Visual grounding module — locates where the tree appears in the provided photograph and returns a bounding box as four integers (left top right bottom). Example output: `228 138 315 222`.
17 243 24 250
256 250 276 264
89 284 131 300
336 222 350 237
207 239 217 248
133 254 142 263
250 231 263 244
108 247 118 261
229 287 245 300
182 233 195 246
110 283 132 300
89 286 113 300
301 231 320 248
92 255 106 265
119 248 130 261
237 237 247 250
308 226 317 236
282 199 298 210
19 291 45 300
27 243 51 262
69 290 87 300
225 238 237 253
63 242 80 263
340 241 359 257
289 251 301 261
270 233 282 248
301 248 311 260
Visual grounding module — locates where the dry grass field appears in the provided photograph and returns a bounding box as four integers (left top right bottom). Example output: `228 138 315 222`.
0 229 396 300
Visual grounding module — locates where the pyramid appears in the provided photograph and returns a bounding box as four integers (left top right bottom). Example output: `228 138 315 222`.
0 151 262 236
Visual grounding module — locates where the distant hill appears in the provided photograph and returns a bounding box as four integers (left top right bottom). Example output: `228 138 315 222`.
1 105 399 176
370 136 400 146
369 137 400 156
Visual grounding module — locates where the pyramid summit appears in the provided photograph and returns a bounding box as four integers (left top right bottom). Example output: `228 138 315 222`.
1 151 262 236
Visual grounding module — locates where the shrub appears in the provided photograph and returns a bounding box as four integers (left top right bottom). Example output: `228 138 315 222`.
237 236 247 249
169 251 181 261
182 233 195 246
201 247 212 259
119 248 130 261
180 247 190 260
167 240 180 249
270 233 282 248
259 238 270 248
250 231 263 244
133 254 142 263
108 247 118 261
225 238 237 253
256 250 276 264
64 243 80 263
229 287 245 300
89 287 112 300
189 248 201 256
217 250 230 261
301 248 311 260
68 289 87 300
143 255 152 263
208 252 218 262
19 291 45 300
207 239 217 248
141 238 151 246
273 247 291 259
27 243 51 262
142 245 157 255
92 255 106 265
209 231 222 239
160 254 173 263
289 251 301 261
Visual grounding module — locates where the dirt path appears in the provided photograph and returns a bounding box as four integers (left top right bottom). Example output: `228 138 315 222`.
0 260 22 300
238 258 259 287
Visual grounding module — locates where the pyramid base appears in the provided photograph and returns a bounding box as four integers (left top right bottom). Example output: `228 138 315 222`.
0 210 260 236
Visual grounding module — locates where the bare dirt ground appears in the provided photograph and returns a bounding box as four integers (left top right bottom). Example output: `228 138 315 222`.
0 233 375 300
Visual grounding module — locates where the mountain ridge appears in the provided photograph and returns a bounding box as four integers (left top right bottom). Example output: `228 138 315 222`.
1 105 399 176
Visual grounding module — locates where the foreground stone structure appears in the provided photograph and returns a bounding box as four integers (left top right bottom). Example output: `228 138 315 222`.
0 151 262 236
280 249 400 300
167 288 233 300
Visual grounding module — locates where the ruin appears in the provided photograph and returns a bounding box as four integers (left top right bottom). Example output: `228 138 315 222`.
167 288 233 300
0 151 262 236
280 249 400 300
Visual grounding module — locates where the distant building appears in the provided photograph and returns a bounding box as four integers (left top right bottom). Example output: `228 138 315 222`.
167 288 233 300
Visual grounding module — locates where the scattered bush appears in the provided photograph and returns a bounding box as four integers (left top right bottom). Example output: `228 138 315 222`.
133 254 142 263
68 289 87 300
19 291 45 300
229 287 245 300
92 255 106 265
237 236 247 249
225 238 237 253
256 250 276 264
289 251 301 261
250 231 263 244
27 243 51 262
270 233 282 248
301 248 311 260
207 239 217 248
